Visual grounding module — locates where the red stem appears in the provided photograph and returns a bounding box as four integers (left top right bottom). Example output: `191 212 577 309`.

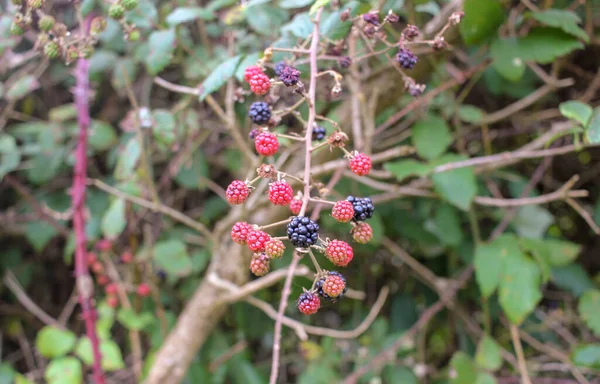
73 57 105 384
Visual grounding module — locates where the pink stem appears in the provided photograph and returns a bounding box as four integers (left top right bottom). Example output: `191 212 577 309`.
73 57 105 384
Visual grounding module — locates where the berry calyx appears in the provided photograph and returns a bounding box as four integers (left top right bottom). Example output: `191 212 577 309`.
96 239 113 252
249 72 271 95
351 222 373 244
297 291 321 315
264 238 285 258
226 180 250 205
247 230 271 252
331 200 355 223
244 66 264 82
349 152 372 176
316 271 347 299
250 253 270 276
312 125 326 141
289 197 302 215
268 180 294 206
325 239 353 267
248 101 271 125
287 216 319 248
231 221 253 244
347 196 375 222
136 283 151 297
279 66 301 87
254 132 279 156
396 48 418 70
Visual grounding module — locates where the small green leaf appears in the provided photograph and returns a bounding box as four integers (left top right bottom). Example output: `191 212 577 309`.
412 115 452 160
475 335 503 371
25 221 58 252
101 198 126 240
531 9 588 42
586 111 600 144
382 366 418 384
35 326 77 358
44 357 82 384
513 205 553 239
559 101 592 127
0 134 21 179
552 264 596 297
499 250 542 324
125 0 158 30
175 151 209 189
384 159 433 181
475 373 497 384
426 203 463 246
432 154 477 211
572 344 600 368
75 338 125 371
246 5 288 36
145 29 176 75
89 120 118 151
450 352 477 384
115 138 141 180
49 104 78 122
578 290 600 337
474 234 518 298
153 239 193 277
112 58 138 91
460 0 505 45
310 0 331 15
519 237 580 266
321 10 352 40
199 55 242 101
518 27 584 64
152 109 177 146
166 7 215 26
280 0 313 9
6 75 39 101
117 309 154 330
458 105 486 123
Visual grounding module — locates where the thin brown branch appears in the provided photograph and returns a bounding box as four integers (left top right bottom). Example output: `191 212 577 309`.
510 323 533 384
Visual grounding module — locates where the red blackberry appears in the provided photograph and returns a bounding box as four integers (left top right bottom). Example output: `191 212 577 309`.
231 221 253 244
120 251 133 264
290 197 302 215
279 66 301 87
96 239 113 251
105 283 118 295
331 200 354 223
264 238 285 258
325 239 353 267
316 271 347 299
287 216 320 248
255 132 279 156
312 125 326 141
351 222 373 244
250 253 270 276
226 180 250 205
249 72 271 95
349 152 372 176
137 283 151 297
268 181 294 206
247 230 271 252
107 296 119 308
396 48 418 69
248 101 271 125
244 65 264 82
297 291 321 315
346 196 374 222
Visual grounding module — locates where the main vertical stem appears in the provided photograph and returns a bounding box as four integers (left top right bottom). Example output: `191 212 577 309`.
73 58 105 384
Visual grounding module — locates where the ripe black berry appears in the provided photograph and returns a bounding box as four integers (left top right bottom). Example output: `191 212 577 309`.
396 48 418 70
346 196 374 222
248 101 271 125
287 216 319 248
312 125 326 141
279 66 301 87
274 61 288 76
316 271 347 301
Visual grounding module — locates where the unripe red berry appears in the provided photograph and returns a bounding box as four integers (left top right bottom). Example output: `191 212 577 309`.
231 221 253 244
268 181 294 206
91 261 104 274
349 152 372 176
97 275 110 286
249 72 271 95
105 283 118 295
250 253 270 276
297 292 320 315
87 252 98 265
290 197 302 215
246 230 271 252
107 296 119 308
136 283 151 297
325 240 354 267
351 222 373 244
254 132 279 156
226 180 250 205
244 65 264 83
331 200 354 223
120 251 133 264
322 273 346 298
96 239 113 252
264 238 285 258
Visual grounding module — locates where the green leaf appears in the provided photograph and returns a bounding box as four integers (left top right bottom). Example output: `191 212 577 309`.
530 9 588 42
0 363 15 384
412 115 452 160
117 309 154 330
101 198 127 240
513 205 553 239
310 0 331 15
175 151 209 189
166 7 215 26
551 264 595 297
44 357 82 384
572 344 600 368
474 235 518 298
0 134 21 179
89 120 117 151
499 249 542 324
586 111 600 144
578 290 600 337
475 335 503 371
460 0 505 45
246 5 288 36
6 75 39 101
426 203 463 246
152 109 176 146
490 38 526 81
458 105 485 123
199 55 242 101
115 138 141 180
75 338 125 371
384 159 433 181
559 101 592 127
112 58 138 91
382 366 418 384
49 104 77 122
432 155 477 211
280 0 313 9
125 0 158 30
475 373 497 384
450 352 477 384
518 27 584 64
26 150 64 184
25 222 58 253
145 29 176 75
321 10 352 40
153 239 193 277
519 238 580 266
35 326 77 358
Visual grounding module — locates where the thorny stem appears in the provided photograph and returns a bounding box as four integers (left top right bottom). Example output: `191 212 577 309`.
308 249 323 275
269 9 323 384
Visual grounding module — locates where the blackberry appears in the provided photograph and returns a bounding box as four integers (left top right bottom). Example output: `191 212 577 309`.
316 271 347 301
274 61 288 76
248 101 271 125
279 66 301 87
396 48 418 70
338 56 352 69
363 11 379 25
346 196 374 222
287 216 319 248
312 125 326 141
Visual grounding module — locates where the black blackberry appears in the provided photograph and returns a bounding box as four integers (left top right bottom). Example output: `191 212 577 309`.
248 101 271 125
396 48 418 70
287 216 319 248
312 125 326 141
338 56 352 69
315 271 347 301
346 196 374 222
274 61 288 76
363 11 379 25
279 66 301 87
